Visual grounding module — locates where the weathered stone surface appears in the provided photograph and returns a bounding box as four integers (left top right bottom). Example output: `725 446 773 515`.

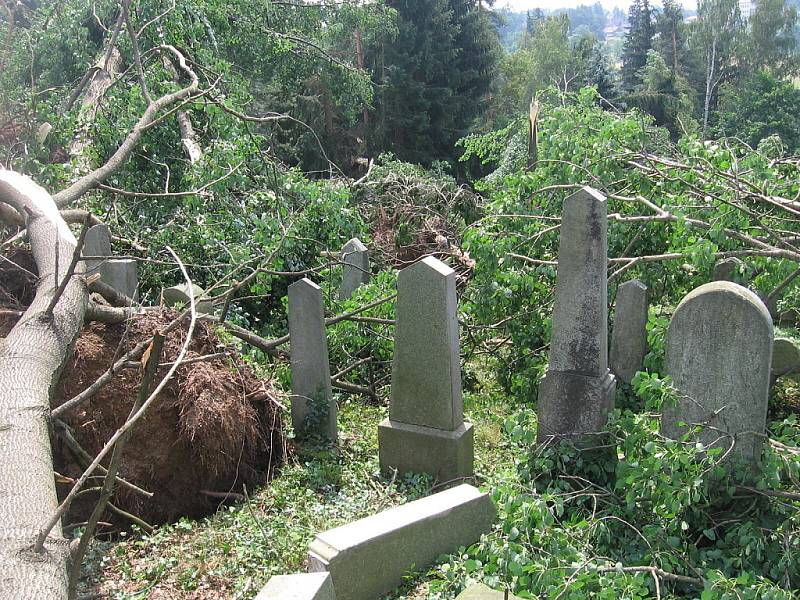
104 258 139 301
713 257 744 282
163 283 213 314
390 257 462 429
308 484 495 600
537 187 615 442
83 224 112 277
255 573 335 600
378 419 473 481
379 256 472 480
456 583 523 600
288 278 336 440
662 282 773 465
610 279 649 384
340 238 370 299
772 338 800 381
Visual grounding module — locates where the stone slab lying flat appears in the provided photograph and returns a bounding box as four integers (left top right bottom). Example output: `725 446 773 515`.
456 583 524 599
308 484 495 600
255 573 335 600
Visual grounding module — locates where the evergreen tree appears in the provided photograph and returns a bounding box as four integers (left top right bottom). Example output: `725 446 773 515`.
587 43 616 104
621 0 654 90
450 0 501 141
526 8 545 35
370 0 499 164
654 0 686 74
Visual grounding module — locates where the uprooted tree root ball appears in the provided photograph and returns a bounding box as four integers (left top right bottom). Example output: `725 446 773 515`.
52 310 286 529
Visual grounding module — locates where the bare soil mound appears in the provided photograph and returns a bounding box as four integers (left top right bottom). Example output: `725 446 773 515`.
51 311 286 529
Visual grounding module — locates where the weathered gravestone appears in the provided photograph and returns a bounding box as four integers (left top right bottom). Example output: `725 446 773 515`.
83 224 112 278
288 278 337 441
378 256 473 481
610 279 649 385
255 573 335 600
105 258 139 300
162 283 214 314
340 238 370 299
661 282 773 465
84 224 139 300
771 338 800 385
537 187 616 442
712 257 745 282
308 484 495 600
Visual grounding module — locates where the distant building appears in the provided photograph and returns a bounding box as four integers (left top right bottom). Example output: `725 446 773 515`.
739 0 757 20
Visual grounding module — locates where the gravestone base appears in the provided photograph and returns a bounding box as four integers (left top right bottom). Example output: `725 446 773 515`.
537 369 616 443
378 419 473 482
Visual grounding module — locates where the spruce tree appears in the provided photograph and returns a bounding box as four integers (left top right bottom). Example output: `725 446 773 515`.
621 0 654 90
371 0 499 164
654 0 686 74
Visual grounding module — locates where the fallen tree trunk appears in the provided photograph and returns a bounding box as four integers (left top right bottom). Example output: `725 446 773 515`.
0 171 88 599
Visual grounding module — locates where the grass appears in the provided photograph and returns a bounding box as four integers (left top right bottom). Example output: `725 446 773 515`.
83 379 522 600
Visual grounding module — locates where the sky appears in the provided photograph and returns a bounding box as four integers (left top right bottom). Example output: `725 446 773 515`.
496 0 697 11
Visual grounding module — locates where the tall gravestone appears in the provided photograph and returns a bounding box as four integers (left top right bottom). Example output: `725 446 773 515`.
610 279 649 384
378 257 473 481
340 238 370 299
662 282 773 465
288 278 337 441
537 187 616 443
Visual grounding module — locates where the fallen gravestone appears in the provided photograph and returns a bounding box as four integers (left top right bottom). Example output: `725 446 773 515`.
308 484 495 600
288 278 337 441
537 187 616 442
255 573 335 600
662 281 773 466
456 583 523 600
378 256 473 481
340 237 370 299
610 279 649 385
162 283 213 314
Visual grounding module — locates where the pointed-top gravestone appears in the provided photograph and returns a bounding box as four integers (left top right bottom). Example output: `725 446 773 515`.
610 279 649 384
288 278 336 441
379 256 472 481
537 186 616 442
340 238 370 299
662 281 773 466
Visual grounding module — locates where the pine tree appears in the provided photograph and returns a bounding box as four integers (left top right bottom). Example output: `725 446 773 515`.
621 0 654 90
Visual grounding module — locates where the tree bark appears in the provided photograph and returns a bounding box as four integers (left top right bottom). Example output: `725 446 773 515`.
0 171 89 599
